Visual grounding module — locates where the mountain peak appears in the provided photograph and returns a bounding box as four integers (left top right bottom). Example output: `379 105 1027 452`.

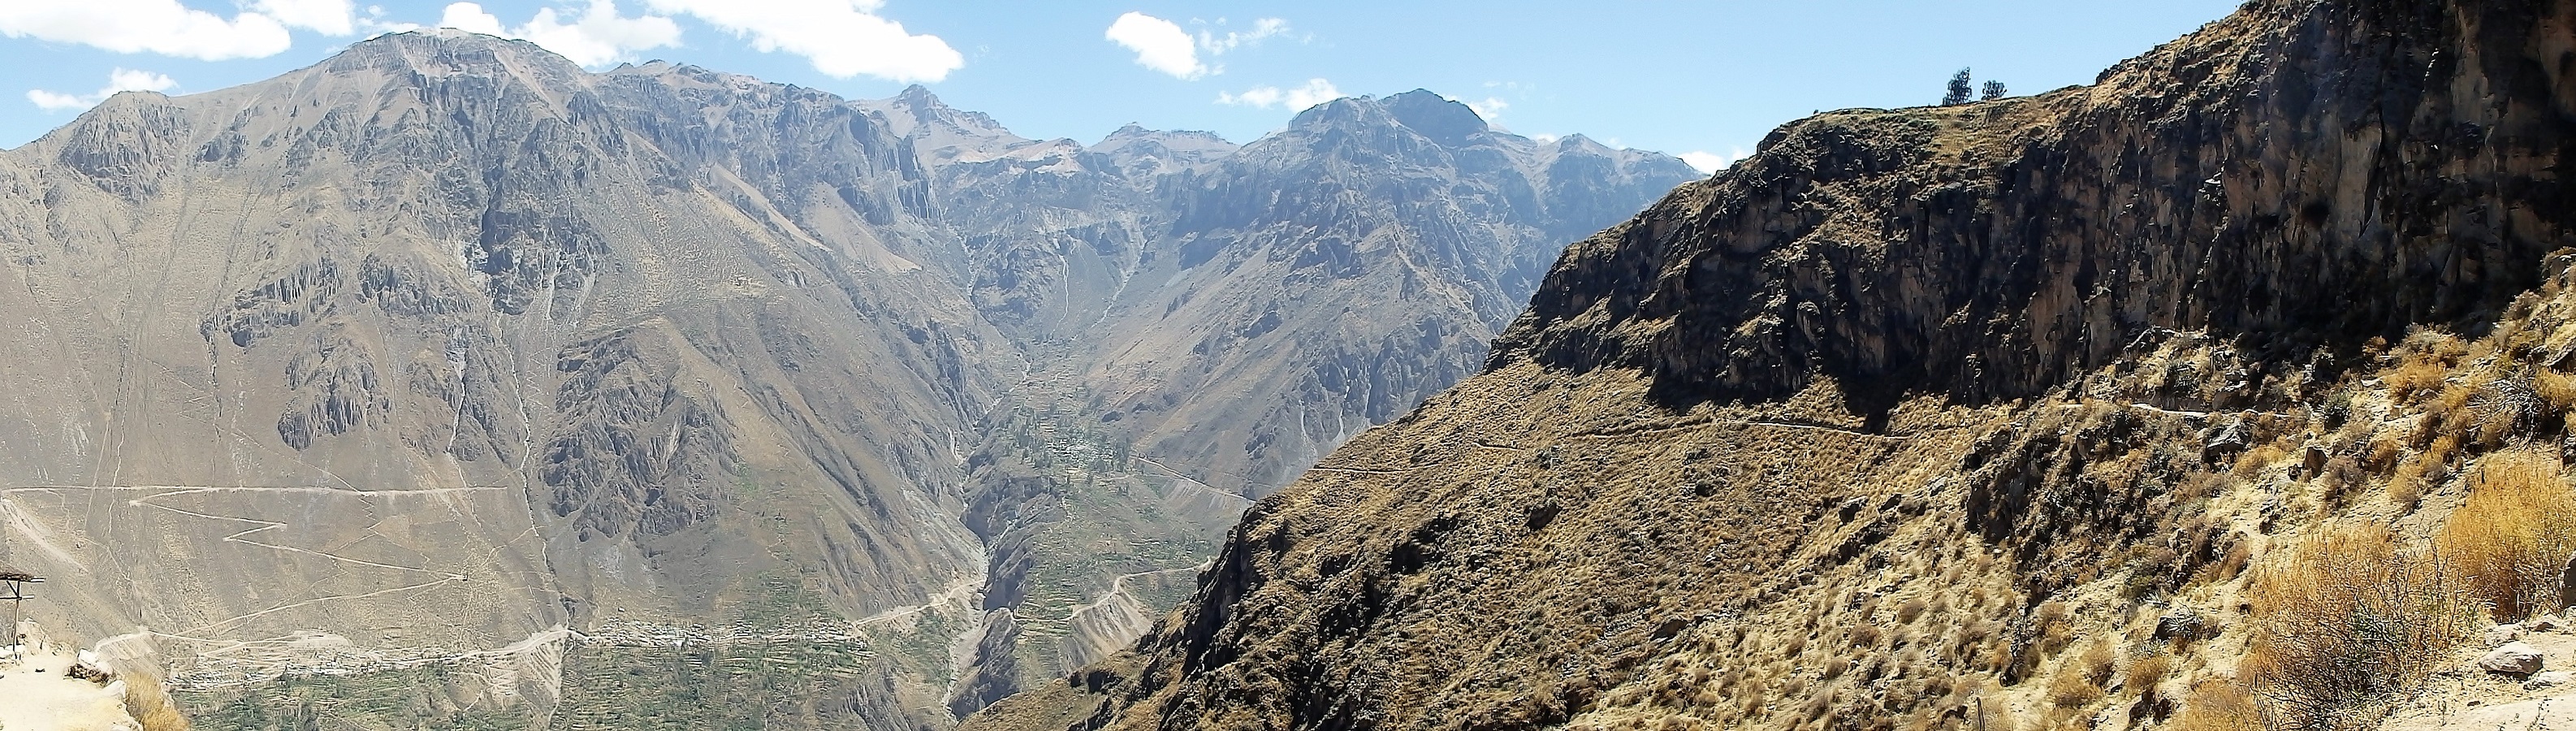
1286 90 1491 149
854 84 1026 158
321 28 587 81
895 84 942 109
1096 123 1230 149
1381 89 1489 145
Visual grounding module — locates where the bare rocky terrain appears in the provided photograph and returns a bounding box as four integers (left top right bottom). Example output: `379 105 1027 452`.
0 28 1695 729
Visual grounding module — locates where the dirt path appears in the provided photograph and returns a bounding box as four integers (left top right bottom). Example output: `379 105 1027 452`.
1055 564 1207 626
855 574 987 630
126 497 465 579
0 631 139 731
1131 456 1234 498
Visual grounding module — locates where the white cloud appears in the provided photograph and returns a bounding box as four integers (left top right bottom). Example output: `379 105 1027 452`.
1679 148 1751 174
439 0 680 67
1106 11 1202 80
1465 97 1507 119
1109 14 1296 80
438 2 504 34
645 0 961 82
1198 17 1286 54
0 1 292 60
27 67 178 113
251 0 355 35
1217 78 1340 110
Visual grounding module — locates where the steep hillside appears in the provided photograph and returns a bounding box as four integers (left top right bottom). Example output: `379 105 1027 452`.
0 29 1694 729
965 0 2576 729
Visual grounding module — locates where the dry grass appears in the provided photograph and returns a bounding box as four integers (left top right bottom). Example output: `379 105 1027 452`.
2535 370 2576 412
2234 443 2289 478
2243 525 2480 730
2436 451 2576 620
122 671 192 731
2362 436 2401 472
2384 358 2453 403
2387 435 2457 508
2124 651 2176 699
1969 694 2020 731
2045 638 2114 709
2033 601 2074 656
2170 681 2267 731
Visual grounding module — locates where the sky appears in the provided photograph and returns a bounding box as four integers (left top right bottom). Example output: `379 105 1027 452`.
0 1 2245 172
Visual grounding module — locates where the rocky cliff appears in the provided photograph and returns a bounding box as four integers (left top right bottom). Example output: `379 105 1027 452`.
0 30 1693 729
963 1 2576 729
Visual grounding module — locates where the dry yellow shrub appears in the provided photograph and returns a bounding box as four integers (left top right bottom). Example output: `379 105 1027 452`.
2046 638 2114 709
1969 694 2020 731
2169 681 2265 731
2437 451 2576 619
2245 525 2479 729
2033 601 2073 655
2536 370 2576 412
2123 652 2176 699
2438 378 2482 412
2388 435 2457 508
2535 370 2576 412
2383 358 2452 402
2233 443 2289 478
2362 436 2401 471
121 671 192 731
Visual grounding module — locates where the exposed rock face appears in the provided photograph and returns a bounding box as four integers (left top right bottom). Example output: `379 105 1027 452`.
0 29 1692 727
1505 0 2575 413
962 1 2576 729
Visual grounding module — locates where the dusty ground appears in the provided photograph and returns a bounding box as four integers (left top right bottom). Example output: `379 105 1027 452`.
2382 619 2576 730
0 623 140 731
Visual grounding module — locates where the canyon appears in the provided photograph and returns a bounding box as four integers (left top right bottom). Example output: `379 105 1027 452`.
0 29 1695 728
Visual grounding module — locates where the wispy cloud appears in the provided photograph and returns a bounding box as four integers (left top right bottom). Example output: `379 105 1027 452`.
439 0 679 68
1217 78 1340 110
0 1 292 60
1197 17 1288 54
1109 13 1294 80
28 67 177 113
1679 148 1751 174
644 0 962 82
249 0 355 36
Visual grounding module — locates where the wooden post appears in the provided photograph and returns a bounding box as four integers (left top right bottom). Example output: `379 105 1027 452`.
0 570 38 650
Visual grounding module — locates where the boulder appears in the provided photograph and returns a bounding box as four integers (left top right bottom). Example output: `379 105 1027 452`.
2532 614 2569 634
2526 670 2573 690
2479 642 2546 677
2155 606 2207 642
2561 551 2576 612
2202 423 2250 463
2487 623 2527 647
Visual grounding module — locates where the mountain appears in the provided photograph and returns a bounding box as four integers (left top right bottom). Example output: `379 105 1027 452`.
0 29 1696 729
962 0 2576 729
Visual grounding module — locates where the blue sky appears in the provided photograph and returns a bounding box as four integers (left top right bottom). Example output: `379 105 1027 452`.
0 1 2243 171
